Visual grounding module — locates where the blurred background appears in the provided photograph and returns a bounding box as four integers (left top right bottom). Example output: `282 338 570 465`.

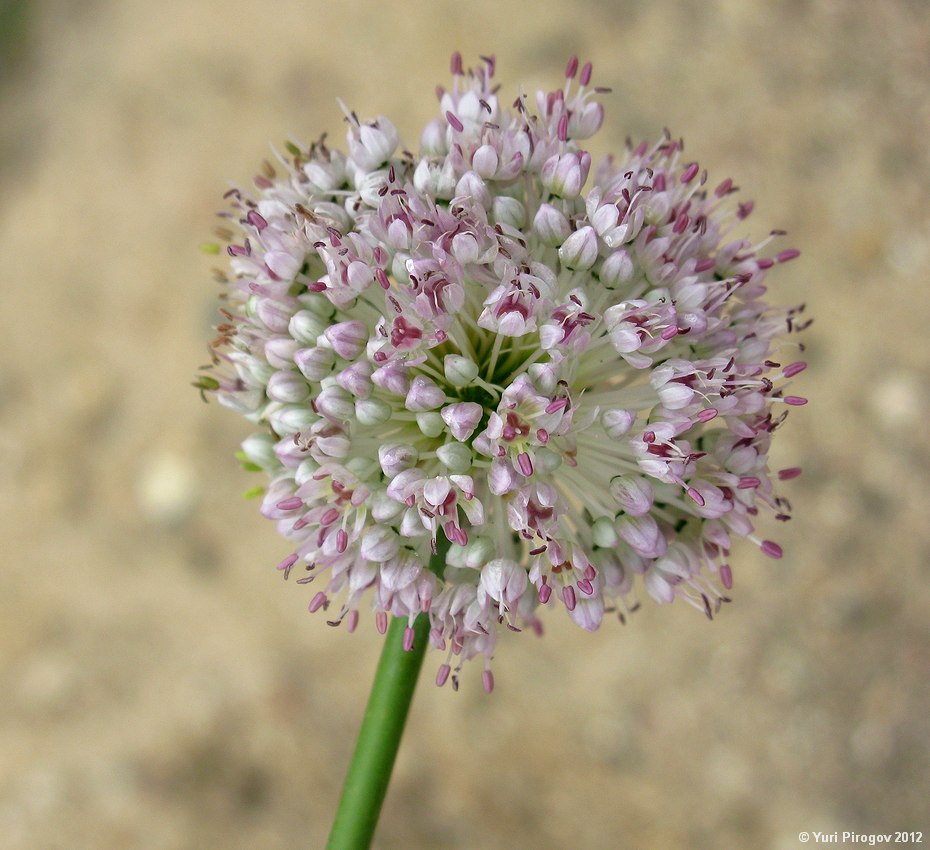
2 1 929 847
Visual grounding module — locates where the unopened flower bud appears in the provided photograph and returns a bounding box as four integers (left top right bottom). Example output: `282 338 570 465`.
348 117 398 171
355 397 391 425
304 152 345 191
440 402 483 441
443 355 479 387
361 526 400 562
335 361 373 398
268 404 316 435
436 442 474 473
287 310 326 345
463 536 494 569
241 433 277 471
591 516 619 547
452 232 480 265
568 101 604 139
420 118 447 156
540 150 590 199
406 375 446 411
264 337 299 369
492 196 526 229
602 408 635 438
323 320 368 360
267 370 311 404
455 171 492 209
315 385 354 421
599 250 635 289
363 489 400 523
616 513 666 558
609 475 654 516
472 144 500 179
416 411 445 438
533 203 571 246
558 225 598 270
378 443 419 477
295 346 334 382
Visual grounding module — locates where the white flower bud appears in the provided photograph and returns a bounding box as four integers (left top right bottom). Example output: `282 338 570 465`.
472 144 499 179
303 153 346 191
400 506 427 538
345 456 378 480
370 490 403 522
616 513 667 559
315 385 354 421
540 150 590 199
404 376 444 413
361 526 400 562
609 475 654 517
443 355 479 387
323 320 368 360
265 251 301 281
378 443 419 477
492 196 526 229
266 370 311 404
455 171 491 209
436 442 473 473
463 536 494 569
355 398 392 426
420 119 447 156
241 433 277 471
416 411 444 438
533 203 571 246
295 347 334 382
268 404 316 435
591 201 621 236
600 250 635 289
265 337 299 369
591 516 619 547
348 117 398 171
440 402 483 441
558 226 598 271
602 408 636 438
452 232 480 265
298 293 335 319
294 457 321 487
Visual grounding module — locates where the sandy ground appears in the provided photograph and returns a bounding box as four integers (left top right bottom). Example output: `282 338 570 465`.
2 1 929 848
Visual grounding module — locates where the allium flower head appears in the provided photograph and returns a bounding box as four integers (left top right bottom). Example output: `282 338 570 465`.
199 54 808 691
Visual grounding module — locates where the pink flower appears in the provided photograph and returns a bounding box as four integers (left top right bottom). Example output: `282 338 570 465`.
200 54 808 690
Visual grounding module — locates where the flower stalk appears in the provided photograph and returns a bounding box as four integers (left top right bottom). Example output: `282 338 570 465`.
326 541 449 850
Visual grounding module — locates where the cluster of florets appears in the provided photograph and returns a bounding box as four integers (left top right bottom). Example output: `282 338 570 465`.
199 54 808 691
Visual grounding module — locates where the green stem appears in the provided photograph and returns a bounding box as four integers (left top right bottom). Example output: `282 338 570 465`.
326 543 447 850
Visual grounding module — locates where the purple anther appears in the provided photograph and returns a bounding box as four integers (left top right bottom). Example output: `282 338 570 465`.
580 61 592 86
446 111 464 132
761 540 783 559
681 162 700 184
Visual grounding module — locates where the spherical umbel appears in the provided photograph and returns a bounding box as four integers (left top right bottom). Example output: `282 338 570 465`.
199 53 808 692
